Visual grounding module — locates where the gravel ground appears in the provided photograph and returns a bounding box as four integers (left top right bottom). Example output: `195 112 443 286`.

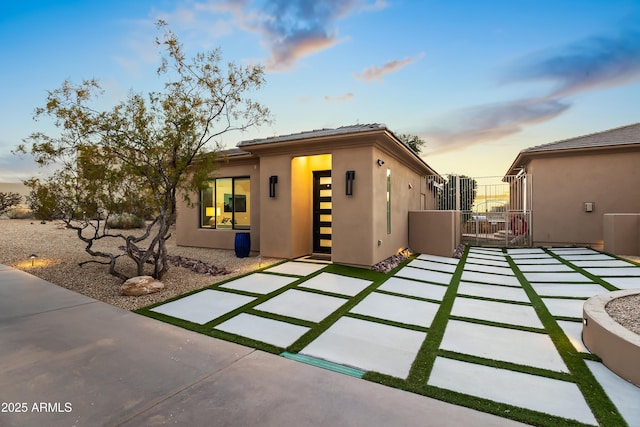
606 294 640 336
0 219 280 311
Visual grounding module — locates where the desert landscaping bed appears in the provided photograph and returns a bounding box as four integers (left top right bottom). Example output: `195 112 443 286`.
0 219 280 310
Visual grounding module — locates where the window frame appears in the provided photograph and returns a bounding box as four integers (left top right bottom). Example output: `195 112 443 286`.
200 176 251 230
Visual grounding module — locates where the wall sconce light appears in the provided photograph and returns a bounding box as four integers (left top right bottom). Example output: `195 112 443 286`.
377 159 385 167
30 253 38 267
346 170 355 196
269 175 278 198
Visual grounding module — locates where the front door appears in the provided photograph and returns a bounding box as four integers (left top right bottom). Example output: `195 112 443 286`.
313 171 332 254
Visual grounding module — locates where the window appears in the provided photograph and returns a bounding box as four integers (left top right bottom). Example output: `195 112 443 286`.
200 177 250 229
386 169 391 234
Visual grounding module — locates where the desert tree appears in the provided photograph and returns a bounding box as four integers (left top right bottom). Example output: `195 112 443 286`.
0 192 22 215
16 21 271 281
398 133 426 154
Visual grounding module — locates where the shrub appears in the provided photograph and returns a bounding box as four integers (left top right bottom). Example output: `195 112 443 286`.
6 207 33 219
107 214 146 229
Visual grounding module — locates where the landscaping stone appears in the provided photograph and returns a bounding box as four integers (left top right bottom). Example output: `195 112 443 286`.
121 276 165 296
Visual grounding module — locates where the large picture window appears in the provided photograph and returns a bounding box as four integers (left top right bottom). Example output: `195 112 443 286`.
201 177 250 230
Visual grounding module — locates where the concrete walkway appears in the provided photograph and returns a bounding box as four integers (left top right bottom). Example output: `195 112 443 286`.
0 264 522 427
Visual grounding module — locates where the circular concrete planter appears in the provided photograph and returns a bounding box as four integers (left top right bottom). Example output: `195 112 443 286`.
583 289 640 387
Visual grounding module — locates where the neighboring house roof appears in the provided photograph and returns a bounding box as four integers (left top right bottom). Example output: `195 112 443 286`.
505 122 640 175
235 123 439 176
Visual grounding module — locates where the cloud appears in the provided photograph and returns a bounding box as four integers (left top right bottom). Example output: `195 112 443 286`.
324 92 355 102
354 55 420 82
422 98 570 154
502 30 640 98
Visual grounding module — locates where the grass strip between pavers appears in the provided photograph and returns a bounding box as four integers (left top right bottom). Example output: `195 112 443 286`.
508 250 627 427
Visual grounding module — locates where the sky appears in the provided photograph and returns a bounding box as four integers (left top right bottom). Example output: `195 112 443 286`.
1 0 639 182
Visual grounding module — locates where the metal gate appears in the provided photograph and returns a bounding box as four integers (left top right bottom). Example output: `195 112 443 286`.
427 174 532 247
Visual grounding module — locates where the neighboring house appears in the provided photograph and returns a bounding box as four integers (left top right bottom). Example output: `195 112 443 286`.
176 124 441 268
504 122 640 248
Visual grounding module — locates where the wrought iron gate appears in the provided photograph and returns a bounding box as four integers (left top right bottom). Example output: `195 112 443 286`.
427 174 532 247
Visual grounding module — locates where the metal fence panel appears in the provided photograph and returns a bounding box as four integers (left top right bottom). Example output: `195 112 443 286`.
426 174 532 247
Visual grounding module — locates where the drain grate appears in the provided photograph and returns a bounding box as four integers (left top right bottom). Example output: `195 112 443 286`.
281 352 365 378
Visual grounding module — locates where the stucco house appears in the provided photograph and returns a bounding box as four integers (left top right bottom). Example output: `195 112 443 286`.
176 124 441 268
504 122 640 250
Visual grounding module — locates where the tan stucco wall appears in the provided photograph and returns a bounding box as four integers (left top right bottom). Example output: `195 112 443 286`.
331 147 375 267
409 210 461 257
369 145 423 265
176 157 261 251
527 149 640 247
603 213 640 256
258 154 293 258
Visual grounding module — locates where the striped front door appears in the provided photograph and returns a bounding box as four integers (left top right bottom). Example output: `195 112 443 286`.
313 171 332 254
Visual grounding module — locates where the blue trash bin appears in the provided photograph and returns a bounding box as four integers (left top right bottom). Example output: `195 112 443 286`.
235 232 251 258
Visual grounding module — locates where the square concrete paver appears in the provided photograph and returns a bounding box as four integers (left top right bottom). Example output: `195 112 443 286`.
215 313 310 348
460 271 521 287
457 282 530 303
542 298 585 318
466 253 506 262
219 273 298 294
350 292 440 328
601 277 640 289
298 272 372 296
465 256 510 267
428 357 596 425
512 257 561 265
378 277 447 301
265 262 326 276
151 290 255 325
416 254 459 265
407 258 457 273
550 248 599 256
395 266 453 285
556 320 589 353
585 360 640 425
451 297 543 328
254 289 346 322
463 262 514 275
584 267 640 276
524 272 590 283
506 248 546 254
560 254 616 261
572 260 633 268
301 316 426 379
517 263 574 272
440 320 566 372
530 283 609 298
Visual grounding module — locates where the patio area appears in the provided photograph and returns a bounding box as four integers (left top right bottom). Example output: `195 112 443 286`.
143 246 640 426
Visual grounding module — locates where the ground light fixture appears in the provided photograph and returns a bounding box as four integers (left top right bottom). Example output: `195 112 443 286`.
29 253 38 266
346 170 355 195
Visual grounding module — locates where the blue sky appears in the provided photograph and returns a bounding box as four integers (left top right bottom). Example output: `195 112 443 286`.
1 0 639 182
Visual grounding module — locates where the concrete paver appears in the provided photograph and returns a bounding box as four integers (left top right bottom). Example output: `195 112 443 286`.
219 272 298 294
254 289 347 322
300 316 426 379
349 292 439 327
150 289 254 324
451 297 543 328
378 277 447 301
215 313 310 347
440 320 567 372
428 357 597 425
298 272 371 296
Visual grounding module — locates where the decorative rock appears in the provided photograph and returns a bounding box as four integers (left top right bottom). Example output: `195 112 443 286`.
121 276 165 296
